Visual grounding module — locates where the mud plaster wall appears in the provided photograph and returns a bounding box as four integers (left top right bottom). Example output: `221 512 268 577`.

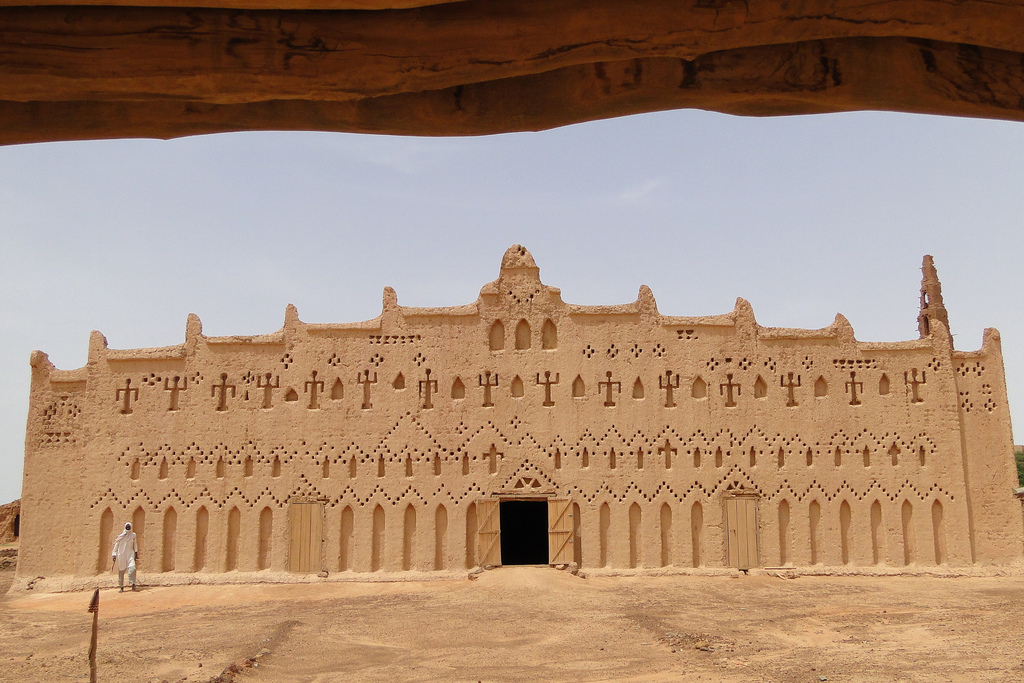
0 500 19 544
17 246 1023 580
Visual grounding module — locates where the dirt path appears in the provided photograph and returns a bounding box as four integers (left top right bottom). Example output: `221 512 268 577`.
2 568 1024 682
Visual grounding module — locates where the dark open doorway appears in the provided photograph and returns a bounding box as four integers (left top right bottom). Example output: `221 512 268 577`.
500 500 548 565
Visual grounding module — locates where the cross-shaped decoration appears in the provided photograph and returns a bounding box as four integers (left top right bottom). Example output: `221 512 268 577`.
116 378 139 415
256 373 279 409
211 373 236 411
419 368 438 409
845 371 863 406
781 372 801 407
659 370 680 407
598 371 621 407
358 370 378 410
486 443 503 474
163 376 187 411
659 439 676 469
305 370 324 410
479 371 498 407
536 371 559 407
905 368 926 403
719 374 741 407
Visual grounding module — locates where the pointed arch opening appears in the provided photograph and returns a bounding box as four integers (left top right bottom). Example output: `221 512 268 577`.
660 503 673 567
162 507 177 572
754 375 767 399
632 377 644 399
339 506 354 571
839 500 852 565
132 507 146 566
901 500 915 566
193 506 209 571
97 508 114 574
257 507 273 570
690 501 703 568
515 319 531 350
225 507 240 571
808 500 821 565
778 500 790 566
489 320 505 351
403 504 417 571
434 504 448 570
599 502 610 568
870 500 883 565
372 505 386 571
541 319 557 349
465 502 478 569
932 500 946 565
691 376 707 399
572 502 582 566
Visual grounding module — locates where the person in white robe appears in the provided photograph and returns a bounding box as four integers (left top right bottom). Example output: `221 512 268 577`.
111 522 139 592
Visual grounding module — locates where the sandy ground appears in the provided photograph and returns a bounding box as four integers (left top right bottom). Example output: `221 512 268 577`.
2 566 1024 683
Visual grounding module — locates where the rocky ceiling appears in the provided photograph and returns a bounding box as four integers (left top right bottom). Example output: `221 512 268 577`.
1 0 1023 145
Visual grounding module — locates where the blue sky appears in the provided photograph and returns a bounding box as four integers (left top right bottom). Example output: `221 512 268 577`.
1 109 1022 504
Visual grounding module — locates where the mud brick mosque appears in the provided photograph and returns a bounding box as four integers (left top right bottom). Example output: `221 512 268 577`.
14 246 1022 586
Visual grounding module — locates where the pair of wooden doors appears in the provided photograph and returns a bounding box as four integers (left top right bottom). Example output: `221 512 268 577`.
289 502 323 573
477 498 573 566
724 496 759 570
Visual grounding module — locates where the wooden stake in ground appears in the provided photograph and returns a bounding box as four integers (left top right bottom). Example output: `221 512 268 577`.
87 588 99 683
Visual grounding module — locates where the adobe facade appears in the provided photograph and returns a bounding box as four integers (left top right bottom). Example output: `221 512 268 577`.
14 246 1022 587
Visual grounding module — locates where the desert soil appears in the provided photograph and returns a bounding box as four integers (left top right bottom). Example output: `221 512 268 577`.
2 566 1024 682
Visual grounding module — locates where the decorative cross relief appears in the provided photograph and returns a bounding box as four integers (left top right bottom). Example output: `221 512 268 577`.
479 371 498 407
116 378 139 415
163 376 187 411
599 371 621 407
358 370 378 409
659 439 676 469
305 370 324 410
845 371 863 406
659 370 680 407
781 373 801 407
486 443 503 474
536 371 559 407
419 369 438 409
212 374 236 411
257 373 280 409
719 374 740 407
905 369 926 403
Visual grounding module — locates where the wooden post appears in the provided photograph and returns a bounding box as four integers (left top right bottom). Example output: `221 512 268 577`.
87 588 99 683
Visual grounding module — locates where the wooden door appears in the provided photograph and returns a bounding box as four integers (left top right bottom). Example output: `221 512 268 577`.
289 502 323 573
477 498 501 566
548 498 573 564
725 497 759 569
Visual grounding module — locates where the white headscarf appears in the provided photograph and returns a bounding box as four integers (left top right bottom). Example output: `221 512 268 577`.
112 523 137 571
